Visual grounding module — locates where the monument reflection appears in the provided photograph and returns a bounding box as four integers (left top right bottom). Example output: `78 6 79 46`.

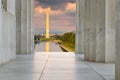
46 42 50 52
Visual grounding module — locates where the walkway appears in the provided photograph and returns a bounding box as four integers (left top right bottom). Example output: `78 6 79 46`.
0 52 114 80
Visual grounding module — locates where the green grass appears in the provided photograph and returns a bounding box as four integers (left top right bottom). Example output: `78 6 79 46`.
61 41 75 52
40 37 56 42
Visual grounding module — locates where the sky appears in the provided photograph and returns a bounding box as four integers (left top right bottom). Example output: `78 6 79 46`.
34 0 76 35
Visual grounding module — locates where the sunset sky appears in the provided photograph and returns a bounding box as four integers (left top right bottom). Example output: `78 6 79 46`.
34 0 76 34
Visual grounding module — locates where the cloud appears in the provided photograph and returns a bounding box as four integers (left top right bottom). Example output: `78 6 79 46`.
34 2 76 15
35 6 64 15
35 0 75 11
66 3 76 11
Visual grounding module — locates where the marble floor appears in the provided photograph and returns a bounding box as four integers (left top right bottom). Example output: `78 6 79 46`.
0 52 115 80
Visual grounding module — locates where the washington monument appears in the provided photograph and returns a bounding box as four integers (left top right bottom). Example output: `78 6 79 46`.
46 8 50 38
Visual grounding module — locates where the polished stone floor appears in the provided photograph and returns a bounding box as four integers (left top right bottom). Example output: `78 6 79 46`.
0 52 115 80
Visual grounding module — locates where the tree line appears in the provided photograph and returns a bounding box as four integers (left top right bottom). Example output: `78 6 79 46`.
60 32 75 45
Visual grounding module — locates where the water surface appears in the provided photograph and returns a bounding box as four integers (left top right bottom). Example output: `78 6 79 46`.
35 42 64 52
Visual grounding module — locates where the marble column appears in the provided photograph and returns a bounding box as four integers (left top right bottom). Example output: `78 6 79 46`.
16 0 34 54
115 0 120 80
31 0 34 53
76 0 85 54
28 0 34 54
96 0 116 63
105 0 116 63
84 0 90 60
27 0 32 53
16 0 21 54
88 0 97 61
20 0 28 54
96 0 105 62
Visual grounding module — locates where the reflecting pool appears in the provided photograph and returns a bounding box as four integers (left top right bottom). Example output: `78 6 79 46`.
35 41 65 52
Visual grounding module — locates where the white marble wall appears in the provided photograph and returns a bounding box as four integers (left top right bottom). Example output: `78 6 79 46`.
0 0 34 65
0 0 16 65
0 0 3 64
7 0 15 15
8 0 16 60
